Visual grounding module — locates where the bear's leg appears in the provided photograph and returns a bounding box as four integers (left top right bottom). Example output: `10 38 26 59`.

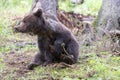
66 40 79 64
27 36 53 70
43 50 53 66
28 51 53 70
53 39 75 64
38 36 53 65
53 39 64 56
27 52 44 70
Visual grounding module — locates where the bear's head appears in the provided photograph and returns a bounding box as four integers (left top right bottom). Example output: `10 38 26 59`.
14 9 45 35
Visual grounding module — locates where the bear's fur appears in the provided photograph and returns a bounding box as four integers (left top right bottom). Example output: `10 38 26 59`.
15 9 79 70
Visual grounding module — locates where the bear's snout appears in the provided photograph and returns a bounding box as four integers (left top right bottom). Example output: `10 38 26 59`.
14 22 27 32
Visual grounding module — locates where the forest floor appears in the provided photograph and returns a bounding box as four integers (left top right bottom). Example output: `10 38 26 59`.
0 1 120 79
0 32 120 80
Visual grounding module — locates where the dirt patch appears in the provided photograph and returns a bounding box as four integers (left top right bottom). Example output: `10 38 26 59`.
2 51 75 79
2 51 34 78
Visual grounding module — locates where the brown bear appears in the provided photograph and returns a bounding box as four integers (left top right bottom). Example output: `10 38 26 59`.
14 9 79 70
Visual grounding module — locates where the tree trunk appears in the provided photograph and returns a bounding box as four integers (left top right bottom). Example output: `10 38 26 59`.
97 0 120 52
97 0 120 37
31 0 58 21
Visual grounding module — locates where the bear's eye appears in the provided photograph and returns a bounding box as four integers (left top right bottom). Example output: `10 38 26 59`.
23 20 26 23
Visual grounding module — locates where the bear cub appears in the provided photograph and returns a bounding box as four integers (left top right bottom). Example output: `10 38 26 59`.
14 9 79 70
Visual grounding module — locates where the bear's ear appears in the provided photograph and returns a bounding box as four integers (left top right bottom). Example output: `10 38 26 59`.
33 8 42 17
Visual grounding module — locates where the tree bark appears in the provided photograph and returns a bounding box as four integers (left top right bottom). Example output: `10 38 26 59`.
97 0 120 52
97 0 120 37
31 0 58 21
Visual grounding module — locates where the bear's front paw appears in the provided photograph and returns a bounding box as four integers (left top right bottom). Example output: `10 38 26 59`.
27 63 39 70
60 54 74 65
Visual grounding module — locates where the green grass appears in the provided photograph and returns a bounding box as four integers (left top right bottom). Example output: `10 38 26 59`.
2 49 120 80
59 0 102 16
0 0 120 80
0 0 32 46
